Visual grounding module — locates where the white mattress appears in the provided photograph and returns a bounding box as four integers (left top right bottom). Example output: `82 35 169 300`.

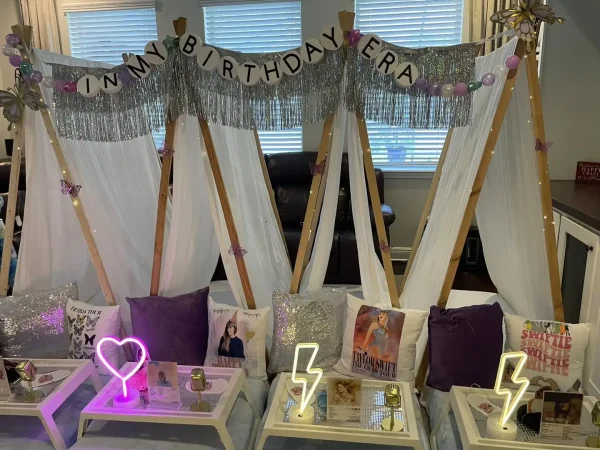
255 373 431 450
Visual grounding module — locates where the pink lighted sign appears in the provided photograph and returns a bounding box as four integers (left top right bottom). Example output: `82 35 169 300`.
96 336 147 398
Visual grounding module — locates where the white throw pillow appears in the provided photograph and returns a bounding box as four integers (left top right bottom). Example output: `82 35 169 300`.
66 299 121 376
504 313 590 392
334 294 427 382
204 297 270 378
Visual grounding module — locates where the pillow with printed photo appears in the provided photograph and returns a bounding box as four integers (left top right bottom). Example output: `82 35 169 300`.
66 298 121 375
204 297 270 378
334 294 427 383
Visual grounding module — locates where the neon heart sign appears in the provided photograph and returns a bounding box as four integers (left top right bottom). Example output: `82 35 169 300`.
96 336 147 398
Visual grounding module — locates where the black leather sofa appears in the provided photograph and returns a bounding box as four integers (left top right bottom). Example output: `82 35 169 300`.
212 152 396 285
0 159 26 253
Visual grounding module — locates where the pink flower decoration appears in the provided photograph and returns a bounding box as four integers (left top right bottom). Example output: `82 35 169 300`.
347 29 362 47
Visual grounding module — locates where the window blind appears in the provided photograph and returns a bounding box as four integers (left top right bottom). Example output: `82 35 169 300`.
204 1 302 153
66 7 163 145
66 8 158 66
355 0 464 171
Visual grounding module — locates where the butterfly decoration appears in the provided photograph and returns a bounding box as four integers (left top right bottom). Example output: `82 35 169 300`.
379 240 390 253
74 324 84 336
68 332 73 344
68 316 76 327
85 333 96 346
73 339 82 352
0 69 45 131
535 138 553 152
84 351 96 363
86 316 100 329
158 141 174 157
76 314 86 325
346 29 363 48
310 157 327 176
228 244 247 259
491 1 565 48
60 179 82 198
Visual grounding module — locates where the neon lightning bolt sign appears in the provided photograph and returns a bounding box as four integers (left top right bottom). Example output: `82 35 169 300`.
494 351 530 427
291 343 323 415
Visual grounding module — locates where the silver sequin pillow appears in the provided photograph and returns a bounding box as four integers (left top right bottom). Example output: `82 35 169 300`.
268 288 346 374
0 283 78 359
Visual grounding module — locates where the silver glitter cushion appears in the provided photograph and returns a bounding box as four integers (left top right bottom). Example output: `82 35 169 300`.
0 283 78 359
268 288 346 374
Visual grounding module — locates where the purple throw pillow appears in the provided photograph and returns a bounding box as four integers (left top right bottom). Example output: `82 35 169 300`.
427 302 504 392
126 287 209 365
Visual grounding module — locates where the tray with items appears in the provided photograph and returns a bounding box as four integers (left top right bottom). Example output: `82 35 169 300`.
450 386 600 450
257 373 424 450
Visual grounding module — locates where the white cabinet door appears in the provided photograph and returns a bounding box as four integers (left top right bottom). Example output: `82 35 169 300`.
557 217 599 324
557 217 600 397
553 210 561 245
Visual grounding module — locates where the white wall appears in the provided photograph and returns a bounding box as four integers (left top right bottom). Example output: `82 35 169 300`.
0 0 21 158
542 0 600 180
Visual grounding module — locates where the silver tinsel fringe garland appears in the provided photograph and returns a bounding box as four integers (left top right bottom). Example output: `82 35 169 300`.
50 62 168 142
50 40 478 142
345 41 479 129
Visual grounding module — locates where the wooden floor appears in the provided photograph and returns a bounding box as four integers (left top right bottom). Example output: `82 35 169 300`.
392 261 497 294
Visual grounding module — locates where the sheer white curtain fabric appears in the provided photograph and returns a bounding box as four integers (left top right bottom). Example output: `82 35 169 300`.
204 124 292 309
347 113 392 307
476 66 554 320
400 38 519 311
300 105 346 292
160 116 220 296
16 50 163 333
14 109 102 303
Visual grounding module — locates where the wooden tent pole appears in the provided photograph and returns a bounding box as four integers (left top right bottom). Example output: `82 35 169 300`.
0 127 23 294
415 40 527 390
253 129 289 259
525 49 564 321
199 118 256 309
288 10 354 294
16 24 132 358
399 128 453 295
356 113 400 307
149 17 187 296
289 116 333 294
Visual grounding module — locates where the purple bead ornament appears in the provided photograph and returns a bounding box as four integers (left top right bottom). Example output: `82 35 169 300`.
428 83 442 97
454 83 468 97
8 55 21 67
481 73 496 86
505 55 521 70
5 34 19 47
414 77 428 90
30 70 43 83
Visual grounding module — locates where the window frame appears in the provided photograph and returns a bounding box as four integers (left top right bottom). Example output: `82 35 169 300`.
57 0 156 57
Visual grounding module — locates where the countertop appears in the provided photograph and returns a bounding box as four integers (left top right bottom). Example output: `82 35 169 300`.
551 180 600 233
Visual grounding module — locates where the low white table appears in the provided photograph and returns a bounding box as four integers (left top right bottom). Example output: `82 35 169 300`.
0 358 101 450
450 386 599 450
78 364 244 450
257 373 423 450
